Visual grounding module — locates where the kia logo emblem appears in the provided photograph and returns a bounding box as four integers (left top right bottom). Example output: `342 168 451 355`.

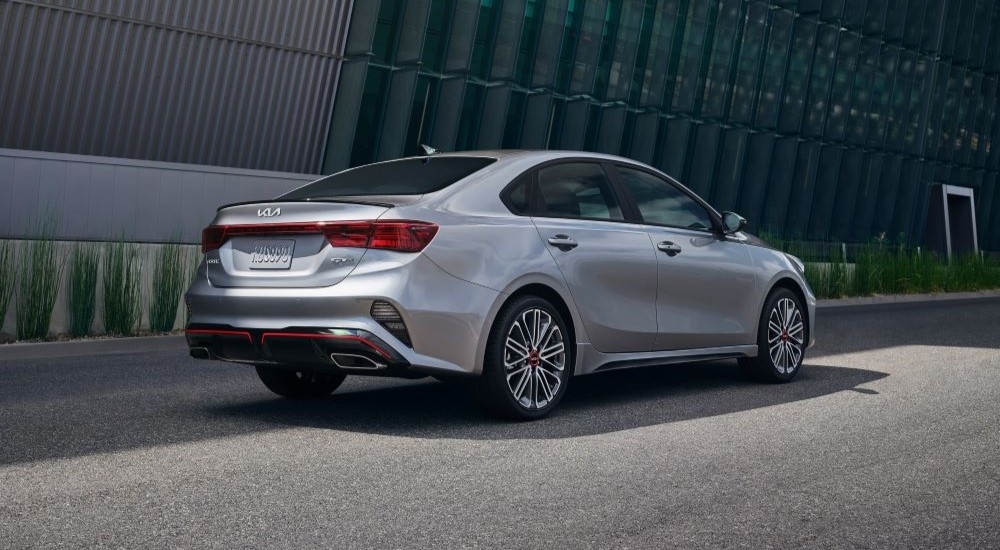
257 207 281 217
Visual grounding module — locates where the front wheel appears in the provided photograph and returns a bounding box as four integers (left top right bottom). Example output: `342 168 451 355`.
255 365 347 399
477 296 572 420
739 288 808 382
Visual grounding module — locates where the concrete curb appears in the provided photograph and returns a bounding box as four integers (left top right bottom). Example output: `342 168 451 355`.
0 335 186 361
817 289 1000 310
2 290 999 360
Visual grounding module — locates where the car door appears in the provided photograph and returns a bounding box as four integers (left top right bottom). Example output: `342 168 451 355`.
507 161 658 353
609 164 759 351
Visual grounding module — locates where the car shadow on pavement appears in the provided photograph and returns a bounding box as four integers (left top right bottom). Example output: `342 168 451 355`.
212 361 887 440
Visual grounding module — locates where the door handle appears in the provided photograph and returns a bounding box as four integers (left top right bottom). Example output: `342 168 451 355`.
546 234 579 251
657 241 682 256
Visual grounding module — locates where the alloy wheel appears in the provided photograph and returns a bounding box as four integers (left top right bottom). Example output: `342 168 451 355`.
504 308 566 410
767 297 805 374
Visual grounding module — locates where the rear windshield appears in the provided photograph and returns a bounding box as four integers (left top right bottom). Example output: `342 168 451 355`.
280 157 496 199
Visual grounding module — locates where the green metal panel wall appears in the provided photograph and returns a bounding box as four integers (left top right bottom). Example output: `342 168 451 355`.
325 0 1000 250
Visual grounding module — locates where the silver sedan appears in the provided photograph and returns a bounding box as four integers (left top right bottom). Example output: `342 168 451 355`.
185 150 815 420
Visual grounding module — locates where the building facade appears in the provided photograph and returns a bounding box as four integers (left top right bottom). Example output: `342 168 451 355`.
0 0 351 173
2 0 1000 249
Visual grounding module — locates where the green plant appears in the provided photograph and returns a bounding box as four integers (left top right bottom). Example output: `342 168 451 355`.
102 240 143 335
911 249 943 293
15 227 64 340
148 242 187 333
780 228 1000 298
851 241 878 296
804 251 850 299
0 240 16 333
945 253 1000 291
803 261 827 298
184 246 201 324
67 242 100 337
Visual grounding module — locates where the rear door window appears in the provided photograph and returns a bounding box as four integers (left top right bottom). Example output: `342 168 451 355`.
534 163 624 221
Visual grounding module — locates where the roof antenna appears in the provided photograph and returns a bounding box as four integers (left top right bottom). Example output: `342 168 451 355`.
420 144 439 165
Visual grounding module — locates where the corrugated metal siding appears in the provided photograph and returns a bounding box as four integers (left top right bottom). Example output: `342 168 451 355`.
0 0 353 173
38 0 349 53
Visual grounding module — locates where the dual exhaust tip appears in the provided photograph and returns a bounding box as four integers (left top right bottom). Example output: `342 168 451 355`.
329 353 386 370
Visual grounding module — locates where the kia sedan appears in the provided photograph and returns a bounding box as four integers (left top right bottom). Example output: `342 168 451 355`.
185 150 815 420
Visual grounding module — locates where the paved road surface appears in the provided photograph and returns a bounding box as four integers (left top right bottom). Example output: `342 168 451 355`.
1 300 998 549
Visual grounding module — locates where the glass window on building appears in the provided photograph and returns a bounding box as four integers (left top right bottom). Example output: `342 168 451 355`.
318 0 1000 249
671 1 712 114
802 23 839 138
700 0 742 120
639 0 680 107
729 2 768 124
755 9 793 129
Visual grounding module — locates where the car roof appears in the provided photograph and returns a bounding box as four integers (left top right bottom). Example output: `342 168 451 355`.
418 149 650 165
431 149 618 159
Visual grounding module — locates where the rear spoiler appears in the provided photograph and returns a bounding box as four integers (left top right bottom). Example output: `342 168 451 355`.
216 198 396 211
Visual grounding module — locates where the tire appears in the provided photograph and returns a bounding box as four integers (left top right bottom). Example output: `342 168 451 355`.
254 365 347 399
739 287 808 383
477 296 572 420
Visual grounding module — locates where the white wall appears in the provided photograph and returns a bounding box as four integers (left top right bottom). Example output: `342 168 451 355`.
0 149 318 244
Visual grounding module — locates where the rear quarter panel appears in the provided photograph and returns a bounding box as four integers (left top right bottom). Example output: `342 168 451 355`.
391 158 589 374
404 209 586 375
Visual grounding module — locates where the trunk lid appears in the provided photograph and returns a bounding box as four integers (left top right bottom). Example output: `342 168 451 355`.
204 200 390 288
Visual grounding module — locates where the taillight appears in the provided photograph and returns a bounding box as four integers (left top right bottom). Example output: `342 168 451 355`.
369 222 439 252
201 226 227 253
321 222 374 248
200 220 438 254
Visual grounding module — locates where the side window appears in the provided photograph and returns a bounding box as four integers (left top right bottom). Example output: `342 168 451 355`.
615 166 713 230
504 175 531 214
535 163 624 220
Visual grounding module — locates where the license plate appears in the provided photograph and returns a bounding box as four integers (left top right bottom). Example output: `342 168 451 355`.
248 240 295 270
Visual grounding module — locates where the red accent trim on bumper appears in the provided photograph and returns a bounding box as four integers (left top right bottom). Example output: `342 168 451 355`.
184 329 253 343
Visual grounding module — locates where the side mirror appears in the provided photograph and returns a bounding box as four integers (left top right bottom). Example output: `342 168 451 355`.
721 211 747 235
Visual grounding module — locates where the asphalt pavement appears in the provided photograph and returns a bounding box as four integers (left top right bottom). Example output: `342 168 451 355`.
1 299 999 549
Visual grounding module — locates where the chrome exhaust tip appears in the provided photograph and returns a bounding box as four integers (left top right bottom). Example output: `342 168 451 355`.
329 353 386 370
189 347 212 360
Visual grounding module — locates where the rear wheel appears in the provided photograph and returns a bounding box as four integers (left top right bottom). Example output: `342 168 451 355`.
739 287 807 382
477 296 571 420
254 365 347 399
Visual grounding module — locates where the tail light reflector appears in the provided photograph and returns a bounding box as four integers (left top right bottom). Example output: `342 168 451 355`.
200 221 438 253
370 300 412 347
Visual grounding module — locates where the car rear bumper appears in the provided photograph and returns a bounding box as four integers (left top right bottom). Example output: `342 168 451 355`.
185 325 427 376
184 253 502 376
